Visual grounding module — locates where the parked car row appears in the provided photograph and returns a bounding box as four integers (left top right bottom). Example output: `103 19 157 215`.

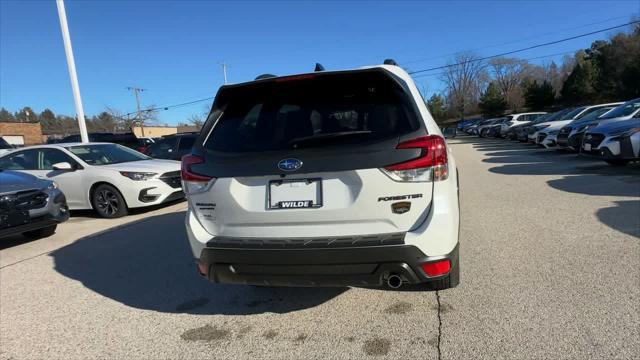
460 98 640 166
47 132 201 159
0 141 184 239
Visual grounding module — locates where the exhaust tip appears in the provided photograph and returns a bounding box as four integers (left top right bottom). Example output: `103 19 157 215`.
387 274 403 289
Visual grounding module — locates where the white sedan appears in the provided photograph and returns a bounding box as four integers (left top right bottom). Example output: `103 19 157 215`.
0 142 183 218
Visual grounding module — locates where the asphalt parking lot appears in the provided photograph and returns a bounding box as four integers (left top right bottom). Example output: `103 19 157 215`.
1 136 638 360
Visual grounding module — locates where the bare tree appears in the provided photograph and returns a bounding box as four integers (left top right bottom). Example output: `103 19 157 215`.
105 106 159 133
185 104 211 128
489 57 528 110
187 114 204 128
440 53 488 119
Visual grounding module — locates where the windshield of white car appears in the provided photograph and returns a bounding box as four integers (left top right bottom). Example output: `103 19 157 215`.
599 99 640 119
571 107 615 123
535 109 570 123
66 144 150 165
559 107 586 120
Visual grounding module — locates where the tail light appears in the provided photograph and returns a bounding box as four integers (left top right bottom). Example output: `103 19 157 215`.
181 154 215 194
381 135 449 182
421 259 451 277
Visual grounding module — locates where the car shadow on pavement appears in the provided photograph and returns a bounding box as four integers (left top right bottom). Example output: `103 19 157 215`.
51 211 347 315
69 199 187 219
596 200 640 239
453 136 640 239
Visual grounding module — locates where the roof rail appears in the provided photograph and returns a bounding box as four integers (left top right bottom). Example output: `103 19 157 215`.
255 74 277 80
314 63 325 71
383 59 398 66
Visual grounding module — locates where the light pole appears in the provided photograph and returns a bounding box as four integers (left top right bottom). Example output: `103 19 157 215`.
56 0 89 143
219 62 229 84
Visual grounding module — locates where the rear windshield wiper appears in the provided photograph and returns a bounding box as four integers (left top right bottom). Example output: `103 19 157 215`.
288 131 372 146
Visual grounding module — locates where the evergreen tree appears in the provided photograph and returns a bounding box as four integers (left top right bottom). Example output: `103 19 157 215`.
0 107 16 122
524 81 555 110
426 94 448 123
561 61 598 105
14 107 36 122
478 82 507 118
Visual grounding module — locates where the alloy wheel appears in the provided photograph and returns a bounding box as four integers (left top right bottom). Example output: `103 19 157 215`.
96 189 119 216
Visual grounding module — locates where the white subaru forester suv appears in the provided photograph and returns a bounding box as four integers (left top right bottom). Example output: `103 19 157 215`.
182 64 460 290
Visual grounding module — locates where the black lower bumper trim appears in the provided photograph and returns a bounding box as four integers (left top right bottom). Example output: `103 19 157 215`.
0 214 68 238
199 243 459 287
164 190 185 203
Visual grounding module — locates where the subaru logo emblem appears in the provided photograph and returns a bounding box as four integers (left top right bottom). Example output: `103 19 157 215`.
278 158 303 172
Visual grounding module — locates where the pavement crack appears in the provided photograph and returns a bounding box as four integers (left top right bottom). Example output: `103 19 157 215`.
436 290 443 360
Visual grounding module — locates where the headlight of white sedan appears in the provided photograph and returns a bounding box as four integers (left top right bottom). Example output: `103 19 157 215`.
120 171 157 181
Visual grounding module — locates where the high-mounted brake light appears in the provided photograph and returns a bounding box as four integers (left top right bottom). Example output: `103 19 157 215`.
381 135 449 182
274 74 316 83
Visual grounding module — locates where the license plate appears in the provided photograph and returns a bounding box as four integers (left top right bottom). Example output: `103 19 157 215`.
584 143 591 151
268 178 322 209
1 211 30 228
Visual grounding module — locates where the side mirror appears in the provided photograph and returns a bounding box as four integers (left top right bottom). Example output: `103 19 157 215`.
52 162 74 171
442 126 457 139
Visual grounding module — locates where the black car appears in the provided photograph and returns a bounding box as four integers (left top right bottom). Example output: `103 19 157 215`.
59 132 141 150
144 133 198 160
0 137 14 149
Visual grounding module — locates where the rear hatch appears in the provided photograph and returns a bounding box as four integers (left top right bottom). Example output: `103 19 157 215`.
185 69 438 238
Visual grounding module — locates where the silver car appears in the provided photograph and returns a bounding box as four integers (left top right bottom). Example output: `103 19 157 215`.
0 170 69 239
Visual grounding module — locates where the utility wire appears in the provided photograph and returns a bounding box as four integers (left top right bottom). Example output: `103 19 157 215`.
123 96 214 117
411 49 580 79
401 15 632 65
408 21 639 75
119 20 637 117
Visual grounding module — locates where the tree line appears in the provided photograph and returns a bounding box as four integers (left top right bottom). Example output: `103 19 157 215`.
426 23 640 121
0 104 206 136
0 106 165 135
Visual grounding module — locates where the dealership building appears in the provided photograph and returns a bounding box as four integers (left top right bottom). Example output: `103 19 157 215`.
0 122 44 145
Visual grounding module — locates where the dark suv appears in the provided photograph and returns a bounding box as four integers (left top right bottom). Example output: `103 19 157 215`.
59 133 141 149
144 133 197 160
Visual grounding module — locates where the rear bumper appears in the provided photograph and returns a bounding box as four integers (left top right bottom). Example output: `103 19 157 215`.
198 243 459 287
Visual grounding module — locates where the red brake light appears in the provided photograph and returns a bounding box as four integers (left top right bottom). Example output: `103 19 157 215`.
181 154 213 182
421 259 451 277
385 135 448 171
274 74 316 82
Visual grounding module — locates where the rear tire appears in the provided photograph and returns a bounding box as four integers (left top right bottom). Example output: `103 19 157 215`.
23 225 57 239
605 159 629 166
92 184 128 218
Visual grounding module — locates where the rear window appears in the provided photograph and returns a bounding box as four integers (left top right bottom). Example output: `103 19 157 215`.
204 71 420 152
